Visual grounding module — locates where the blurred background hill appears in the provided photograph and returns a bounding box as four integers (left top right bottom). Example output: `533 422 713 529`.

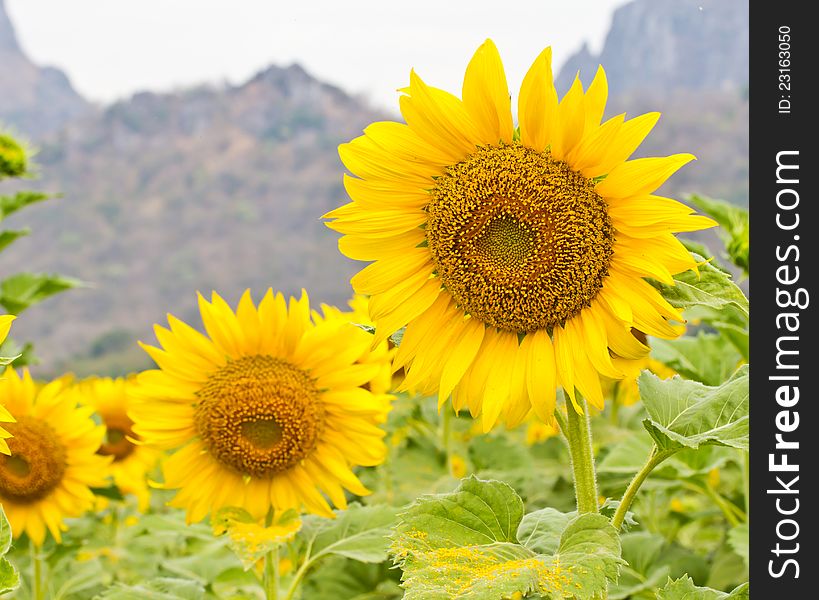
0 0 748 375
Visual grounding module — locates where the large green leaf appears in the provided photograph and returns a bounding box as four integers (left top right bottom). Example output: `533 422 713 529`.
657 576 748 600
0 272 83 314
391 477 622 599
394 477 523 550
0 191 50 221
650 254 748 320
302 504 398 563
640 366 749 451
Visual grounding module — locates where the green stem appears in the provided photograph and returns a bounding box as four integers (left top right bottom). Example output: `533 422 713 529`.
563 397 599 514
263 545 280 600
31 543 44 600
612 447 675 530
284 539 315 600
441 407 452 466
552 408 569 442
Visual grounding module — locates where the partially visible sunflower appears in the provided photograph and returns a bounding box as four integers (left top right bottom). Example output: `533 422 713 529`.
0 368 110 545
130 289 393 523
0 315 16 455
325 39 715 431
67 376 160 511
314 295 395 396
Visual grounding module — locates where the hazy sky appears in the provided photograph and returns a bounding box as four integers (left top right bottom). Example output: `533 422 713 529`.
7 0 626 111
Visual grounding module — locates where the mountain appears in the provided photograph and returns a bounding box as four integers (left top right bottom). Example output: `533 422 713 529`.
1 63 385 369
556 0 748 206
556 0 749 94
0 1 747 373
0 0 91 135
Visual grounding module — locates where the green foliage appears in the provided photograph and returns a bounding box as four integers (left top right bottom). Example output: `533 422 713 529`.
0 134 27 178
640 366 749 451
0 272 82 314
651 254 748 320
0 507 19 596
0 131 80 365
657 576 749 599
97 577 206 599
686 195 749 275
300 504 398 564
391 477 623 599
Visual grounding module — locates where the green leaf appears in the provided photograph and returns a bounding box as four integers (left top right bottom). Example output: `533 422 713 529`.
97 577 206 599
650 333 743 386
0 272 83 314
394 476 523 550
0 508 17 596
686 194 749 274
212 506 301 570
640 366 749 451
0 229 29 252
0 507 11 557
0 191 50 221
391 478 622 599
657 575 748 600
516 508 570 555
650 254 748 320
0 559 19 596
728 523 749 569
303 503 398 563
598 434 655 474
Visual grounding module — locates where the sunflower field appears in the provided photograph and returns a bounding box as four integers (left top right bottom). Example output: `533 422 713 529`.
0 40 749 599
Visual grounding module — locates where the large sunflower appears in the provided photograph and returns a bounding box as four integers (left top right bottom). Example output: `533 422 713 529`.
130 289 393 523
68 376 160 511
325 40 715 430
0 368 110 545
0 315 16 455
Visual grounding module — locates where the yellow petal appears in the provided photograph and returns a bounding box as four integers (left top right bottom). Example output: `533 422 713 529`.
518 47 558 152
462 39 514 144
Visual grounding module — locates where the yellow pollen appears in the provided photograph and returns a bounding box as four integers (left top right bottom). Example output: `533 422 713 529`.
0 416 68 503
195 355 324 478
98 414 138 462
427 143 614 333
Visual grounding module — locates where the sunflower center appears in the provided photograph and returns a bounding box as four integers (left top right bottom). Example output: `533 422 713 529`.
426 143 614 333
0 416 67 502
194 355 324 478
98 414 138 462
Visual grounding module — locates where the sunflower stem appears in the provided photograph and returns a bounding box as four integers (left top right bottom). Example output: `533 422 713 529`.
612 446 674 530
440 407 453 468
563 397 599 514
30 543 44 600
263 544 280 600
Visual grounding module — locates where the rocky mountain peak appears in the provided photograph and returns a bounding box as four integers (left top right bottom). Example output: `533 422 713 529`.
556 0 748 94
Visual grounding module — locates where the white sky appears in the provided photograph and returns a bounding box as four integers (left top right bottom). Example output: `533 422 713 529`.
7 0 626 111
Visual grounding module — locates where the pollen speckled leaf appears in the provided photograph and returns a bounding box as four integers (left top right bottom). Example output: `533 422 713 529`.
656 576 749 600
391 478 622 599
640 366 749 451
650 253 748 319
